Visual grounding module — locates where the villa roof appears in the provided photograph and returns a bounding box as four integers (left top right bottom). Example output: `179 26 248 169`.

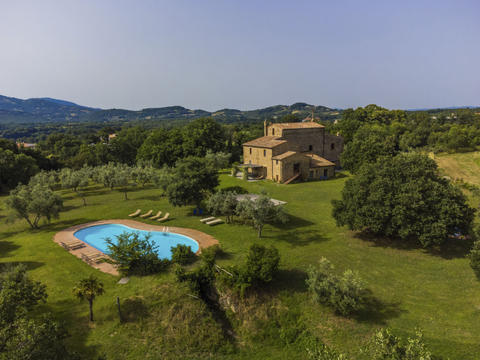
270 122 324 129
272 151 298 160
243 136 287 148
304 153 336 167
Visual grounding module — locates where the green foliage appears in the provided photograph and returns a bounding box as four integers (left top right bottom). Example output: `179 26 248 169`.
166 156 219 207
28 170 58 190
332 153 475 247
341 124 398 173
218 244 280 295
469 240 480 279
106 232 169 276
170 244 196 265
0 265 47 326
369 328 432 360
0 148 39 192
0 265 73 359
6 183 63 228
72 275 105 322
205 150 231 170
206 191 238 223
236 195 288 237
306 257 366 316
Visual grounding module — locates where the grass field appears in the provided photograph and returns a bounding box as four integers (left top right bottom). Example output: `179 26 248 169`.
1 171 480 359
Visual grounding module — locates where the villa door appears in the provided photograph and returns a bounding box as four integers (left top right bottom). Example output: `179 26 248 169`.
293 163 300 174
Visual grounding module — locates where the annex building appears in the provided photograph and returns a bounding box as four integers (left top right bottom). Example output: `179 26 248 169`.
242 120 343 184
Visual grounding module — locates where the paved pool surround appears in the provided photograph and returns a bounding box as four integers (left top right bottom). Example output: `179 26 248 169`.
53 219 220 276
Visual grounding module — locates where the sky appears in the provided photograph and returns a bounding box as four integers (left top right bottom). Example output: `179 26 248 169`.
0 0 479 111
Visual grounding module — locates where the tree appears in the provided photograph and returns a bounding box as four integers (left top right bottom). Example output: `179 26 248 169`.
72 275 105 322
112 164 134 200
170 244 196 265
0 148 39 192
0 265 47 326
6 183 63 229
95 163 117 190
182 117 226 157
332 153 475 247
28 170 58 190
306 258 366 316
236 195 288 237
106 232 168 275
206 191 238 223
60 167 91 205
0 265 73 359
340 125 398 173
133 164 156 187
136 128 184 167
205 151 231 170
109 126 147 165
166 156 219 207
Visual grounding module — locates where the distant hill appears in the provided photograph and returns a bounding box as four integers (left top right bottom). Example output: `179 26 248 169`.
0 95 97 123
0 95 340 125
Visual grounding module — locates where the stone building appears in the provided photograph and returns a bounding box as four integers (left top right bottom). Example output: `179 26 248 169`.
242 120 343 184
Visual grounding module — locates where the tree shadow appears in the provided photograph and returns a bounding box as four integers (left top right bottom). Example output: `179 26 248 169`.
277 214 316 230
45 299 104 358
354 232 472 259
0 240 20 258
353 290 407 325
42 218 92 233
0 261 44 271
267 268 308 295
133 194 165 202
271 229 329 247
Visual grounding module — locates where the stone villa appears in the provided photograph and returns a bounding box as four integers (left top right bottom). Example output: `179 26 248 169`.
242 119 343 184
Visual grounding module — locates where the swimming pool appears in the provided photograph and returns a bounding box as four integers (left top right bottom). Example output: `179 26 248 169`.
73 223 199 260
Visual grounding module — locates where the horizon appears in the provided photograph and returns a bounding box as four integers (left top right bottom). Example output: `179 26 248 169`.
1 0 479 111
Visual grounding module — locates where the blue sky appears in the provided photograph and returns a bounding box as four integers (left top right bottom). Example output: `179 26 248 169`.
1 0 479 110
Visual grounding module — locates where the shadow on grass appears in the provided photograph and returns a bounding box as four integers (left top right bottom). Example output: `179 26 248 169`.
271 229 329 247
0 261 44 271
354 232 472 259
278 214 316 230
267 268 308 294
354 290 406 325
0 240 20 258
46 299 104 358
42 218 92 233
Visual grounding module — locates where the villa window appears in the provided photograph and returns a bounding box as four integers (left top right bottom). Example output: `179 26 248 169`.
264 149 266 157
276 160 278 165
308 145 313 151
249 148 252 154
324 169 328 177
331 143 335 150
272 128 275 135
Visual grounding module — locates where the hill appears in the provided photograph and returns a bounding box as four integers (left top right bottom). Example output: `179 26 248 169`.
0 94 340 125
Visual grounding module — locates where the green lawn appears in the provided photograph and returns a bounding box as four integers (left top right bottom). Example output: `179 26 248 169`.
1 173 480 359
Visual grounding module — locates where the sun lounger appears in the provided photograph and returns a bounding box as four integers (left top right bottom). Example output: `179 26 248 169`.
149 210 162 220
206 219 223 226
200 216 216 223
128 209 141 217
140 210 153 218
60 241 86 250
81 252 105 264
157 213 170 222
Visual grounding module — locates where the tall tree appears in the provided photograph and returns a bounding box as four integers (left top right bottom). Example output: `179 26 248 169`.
6 184 63 229
72 275 105 322
332 153 475 247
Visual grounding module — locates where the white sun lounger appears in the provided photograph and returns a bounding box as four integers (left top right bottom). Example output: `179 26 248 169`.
128 209 141 217
149 210 162 220
140 210 153 218
200 217 216 223
206 219 223 226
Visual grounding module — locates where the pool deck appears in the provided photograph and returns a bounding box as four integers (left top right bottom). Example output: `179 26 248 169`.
53 219 220 276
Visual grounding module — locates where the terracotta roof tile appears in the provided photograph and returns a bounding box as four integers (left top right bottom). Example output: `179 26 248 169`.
271 122 324 129
304 153 336 167
272 151 298 160
243 136 287 148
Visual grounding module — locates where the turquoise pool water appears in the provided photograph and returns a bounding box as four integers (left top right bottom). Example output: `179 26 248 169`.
74 224 199 260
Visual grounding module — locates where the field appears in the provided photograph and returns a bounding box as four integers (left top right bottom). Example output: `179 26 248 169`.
1 170 480 359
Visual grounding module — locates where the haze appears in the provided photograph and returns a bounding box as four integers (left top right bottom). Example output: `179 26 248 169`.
1 0 479 111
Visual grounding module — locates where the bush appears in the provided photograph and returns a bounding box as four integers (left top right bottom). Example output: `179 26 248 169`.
171 244 196 265
469 240 480 279
218 244 280 295
106 232 169 275
306 258 366 316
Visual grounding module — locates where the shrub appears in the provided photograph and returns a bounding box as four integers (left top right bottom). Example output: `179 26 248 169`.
171 244 196 265
106 232 169 275
306 258 366 316
369 328 432 360
469 240 480 279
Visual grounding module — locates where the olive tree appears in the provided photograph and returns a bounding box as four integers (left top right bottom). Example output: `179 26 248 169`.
6 184 63 229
